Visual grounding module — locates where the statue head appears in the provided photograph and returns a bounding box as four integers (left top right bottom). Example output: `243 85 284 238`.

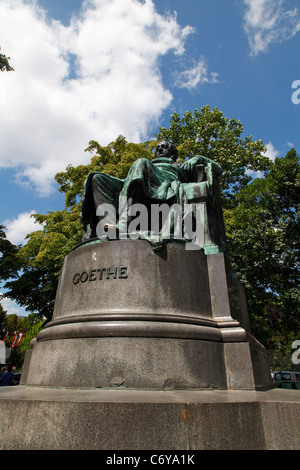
155 140 178 162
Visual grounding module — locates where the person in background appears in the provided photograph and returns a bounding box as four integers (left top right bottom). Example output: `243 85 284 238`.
0 366 5 384
0 366 16 386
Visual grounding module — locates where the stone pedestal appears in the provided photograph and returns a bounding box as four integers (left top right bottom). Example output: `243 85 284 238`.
2 239 297 451
0 386 299 450
22 240 272 390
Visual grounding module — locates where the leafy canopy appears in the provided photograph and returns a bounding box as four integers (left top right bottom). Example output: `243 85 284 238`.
156 106 270 205
225 148 300 366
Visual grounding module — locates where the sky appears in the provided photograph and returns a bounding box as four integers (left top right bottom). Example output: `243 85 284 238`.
0 0 299 316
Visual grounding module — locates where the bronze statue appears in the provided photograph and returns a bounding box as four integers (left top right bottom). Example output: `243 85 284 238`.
81 141 226 252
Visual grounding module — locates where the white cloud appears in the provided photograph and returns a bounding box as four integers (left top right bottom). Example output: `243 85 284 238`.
175 57 218 90
243 0 300 55
286 141 295 148
0 0 194 195
246 168 265 179
263 141 280 161
3 211 43 245
246 141 279 179
0 295 28 317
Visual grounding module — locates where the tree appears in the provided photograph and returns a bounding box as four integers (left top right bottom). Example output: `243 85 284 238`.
156 106 270 207
3 209 82 320
0 225 20 281
20 313 45 352
2 313 24 369
225 148 300 368
0 49 14 71
56 135 154 208
0 303 8 340
0 305 44 370
3 137 155 321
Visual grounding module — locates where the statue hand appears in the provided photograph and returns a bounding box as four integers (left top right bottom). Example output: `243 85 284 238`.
181 156 202 172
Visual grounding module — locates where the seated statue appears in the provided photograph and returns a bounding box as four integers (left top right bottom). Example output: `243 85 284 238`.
81 140 226 252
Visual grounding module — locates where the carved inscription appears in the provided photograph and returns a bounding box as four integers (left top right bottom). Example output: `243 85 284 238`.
73 266 128 285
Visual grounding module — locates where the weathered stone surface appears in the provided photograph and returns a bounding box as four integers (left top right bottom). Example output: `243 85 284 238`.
22 240 272 390
23 337 227 389
51 240 213 323
0 387 299 450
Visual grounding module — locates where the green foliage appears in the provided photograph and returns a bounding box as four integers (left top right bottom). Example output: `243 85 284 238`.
0 51 14 71
156 106 270 206
0 303 8 340
2 314 24 369
55 135 154 209
0 309 44 370
226 148 300 368
4 207 82 320
19 313 45 352
3 137 155 321
0 225 20 281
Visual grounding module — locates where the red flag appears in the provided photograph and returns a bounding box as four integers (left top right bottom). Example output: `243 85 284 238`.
2 330 8 341
10 331 18 348
11 332 24 349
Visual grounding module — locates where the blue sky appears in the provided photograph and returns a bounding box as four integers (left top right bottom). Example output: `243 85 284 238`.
0 0 299 315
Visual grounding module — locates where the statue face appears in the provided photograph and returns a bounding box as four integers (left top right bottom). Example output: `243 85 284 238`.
155 141 177 160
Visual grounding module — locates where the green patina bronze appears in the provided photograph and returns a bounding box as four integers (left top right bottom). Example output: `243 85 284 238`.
80 141 226 253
